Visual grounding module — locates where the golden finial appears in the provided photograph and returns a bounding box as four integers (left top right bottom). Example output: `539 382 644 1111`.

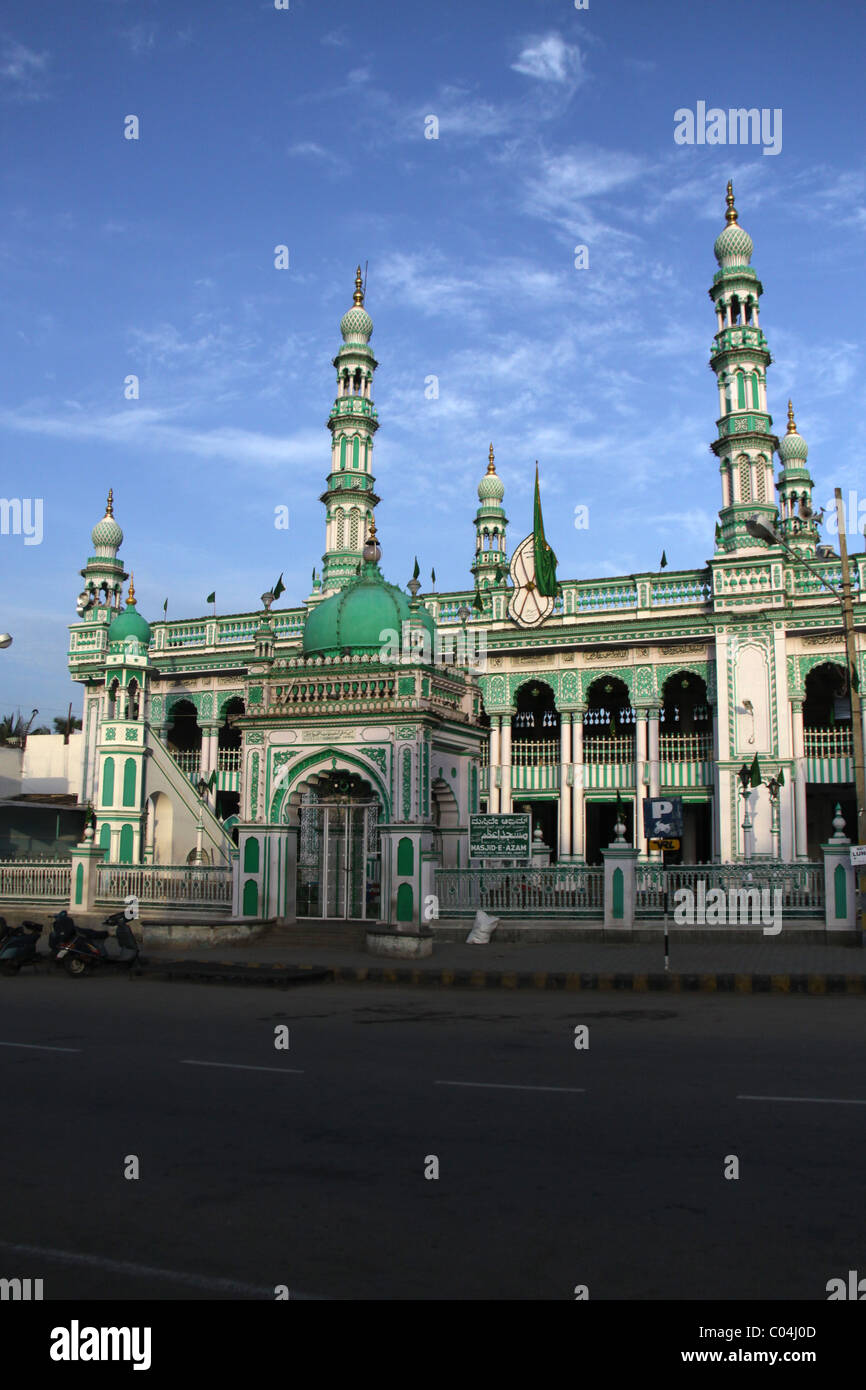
353 265 364 306
725 180 738 225
487 442 496 474
127 572 136 605
106 488 114 516
367 517 377 540
787 400 797 434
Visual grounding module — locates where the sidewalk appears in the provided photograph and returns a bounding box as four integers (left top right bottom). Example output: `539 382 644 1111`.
141 928 866 994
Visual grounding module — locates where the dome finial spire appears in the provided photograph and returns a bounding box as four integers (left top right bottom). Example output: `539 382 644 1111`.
487 442 495 474
127 572 136 606
787 399 797 434
106 487 114 517
725 180 738 225
353 264 364 306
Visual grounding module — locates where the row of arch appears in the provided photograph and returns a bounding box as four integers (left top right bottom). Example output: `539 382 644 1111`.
337 434 371 470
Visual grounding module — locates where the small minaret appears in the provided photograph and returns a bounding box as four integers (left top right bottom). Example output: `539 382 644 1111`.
776 401 819 552
77 488 128 619
320 266 381 592
471 443 508 589
94 574 151 864
708 184 779 551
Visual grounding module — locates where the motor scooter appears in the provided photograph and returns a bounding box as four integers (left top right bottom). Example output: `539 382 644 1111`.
48 910 77 957
57 914 143 977
0 921 44 975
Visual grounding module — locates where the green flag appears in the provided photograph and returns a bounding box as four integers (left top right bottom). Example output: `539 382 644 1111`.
431 567 436 586
493 565 506 584
473 589 484 613
532 464 558 598
163 598 168 616
777 767 785 787
660 550 668 569
208 768 217 790
852 664 860 694
412 556 420 580
206 591 215 605
749 753 762 787
272 572 285 601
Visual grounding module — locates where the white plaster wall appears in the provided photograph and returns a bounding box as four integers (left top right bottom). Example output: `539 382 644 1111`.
0 746 22 798
21 733 84 798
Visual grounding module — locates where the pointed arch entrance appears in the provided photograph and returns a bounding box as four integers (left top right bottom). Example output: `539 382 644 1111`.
289 769 382 919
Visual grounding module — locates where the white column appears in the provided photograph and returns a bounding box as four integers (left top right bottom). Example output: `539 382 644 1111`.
572 709 585 860
791 700 808 860
635 709 648 858
501 716 513 814
559 711 572 859
489 716 501 813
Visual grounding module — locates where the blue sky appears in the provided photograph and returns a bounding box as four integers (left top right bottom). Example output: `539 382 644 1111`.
2 0 864 721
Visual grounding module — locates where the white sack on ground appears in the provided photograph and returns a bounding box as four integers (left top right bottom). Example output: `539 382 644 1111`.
466 910 499 945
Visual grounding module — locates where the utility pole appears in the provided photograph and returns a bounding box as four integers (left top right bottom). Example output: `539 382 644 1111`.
835 488 865 939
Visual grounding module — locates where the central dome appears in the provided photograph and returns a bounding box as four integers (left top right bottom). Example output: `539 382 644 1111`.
303 564 435 657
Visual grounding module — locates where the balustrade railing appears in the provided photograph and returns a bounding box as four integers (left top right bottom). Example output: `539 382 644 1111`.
0 859 72 901
171 751 201 776
635 862 824 918
583 735 635 764
511 740 560 767
217 750 241 771
804 728 853 757
435 866 604 916
659 732 713 761
96 864 233 907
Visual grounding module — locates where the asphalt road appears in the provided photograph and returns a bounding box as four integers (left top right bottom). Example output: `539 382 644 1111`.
0 975 864 1300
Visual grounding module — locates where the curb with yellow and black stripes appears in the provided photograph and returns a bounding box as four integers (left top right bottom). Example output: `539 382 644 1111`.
147 960 866 994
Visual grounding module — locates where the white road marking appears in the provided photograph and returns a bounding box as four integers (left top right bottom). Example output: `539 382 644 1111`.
181 1059 304 1075
0 1240 323 1299
737 1094 866 1106
0 1040 81 1053
435 1080 585 1094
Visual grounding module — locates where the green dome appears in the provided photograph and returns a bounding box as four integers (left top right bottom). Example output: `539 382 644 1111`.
108 597 151 647
478 446 505 502
303 564 435 657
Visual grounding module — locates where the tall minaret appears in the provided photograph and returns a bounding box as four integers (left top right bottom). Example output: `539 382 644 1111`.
709 183 779 551
776 401 819 554
320 266 381 592
471 443 508 589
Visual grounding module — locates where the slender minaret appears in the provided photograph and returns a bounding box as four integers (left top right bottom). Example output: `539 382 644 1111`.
471 443 508 589
320 266 381 591
776 401 819 553
709 183 779 550
78 488 128 617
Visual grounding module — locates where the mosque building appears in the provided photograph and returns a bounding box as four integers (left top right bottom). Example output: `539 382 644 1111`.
65 186 864 925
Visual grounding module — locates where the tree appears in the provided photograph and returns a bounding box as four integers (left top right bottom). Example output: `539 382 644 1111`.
53 715 82 739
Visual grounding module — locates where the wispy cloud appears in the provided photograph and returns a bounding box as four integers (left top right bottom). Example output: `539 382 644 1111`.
0 39 50 101
512 33 584 87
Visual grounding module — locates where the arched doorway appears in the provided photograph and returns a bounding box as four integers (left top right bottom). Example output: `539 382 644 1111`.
511 680 560 859
584 675 635 864
803 662 856 858
660 669 713 863
292 769 381 919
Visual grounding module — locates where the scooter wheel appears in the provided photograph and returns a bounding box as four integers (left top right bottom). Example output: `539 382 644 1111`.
64 957 88 977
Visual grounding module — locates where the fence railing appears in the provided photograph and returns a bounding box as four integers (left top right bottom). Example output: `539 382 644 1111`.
584 736 635 764
96 864 233 908
511 740 560 766
0 859 72 902
171 751 201 777
635 862 824 919
804 728 853 757
435 866 604 917
659 733 713 761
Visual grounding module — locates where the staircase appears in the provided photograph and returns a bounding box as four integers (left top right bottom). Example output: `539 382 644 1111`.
256 920 368 949
145 726 237 866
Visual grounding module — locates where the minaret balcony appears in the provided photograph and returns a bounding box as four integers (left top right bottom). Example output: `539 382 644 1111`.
712 325 767 353
329 399 377 420
714 411 772 439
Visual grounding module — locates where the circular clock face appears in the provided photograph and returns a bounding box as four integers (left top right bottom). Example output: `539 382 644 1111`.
507 534 554 628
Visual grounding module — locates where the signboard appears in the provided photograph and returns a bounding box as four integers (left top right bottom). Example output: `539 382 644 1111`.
469 813 532 861
850 845 866 866
649 838 681 852
643 797 684 843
